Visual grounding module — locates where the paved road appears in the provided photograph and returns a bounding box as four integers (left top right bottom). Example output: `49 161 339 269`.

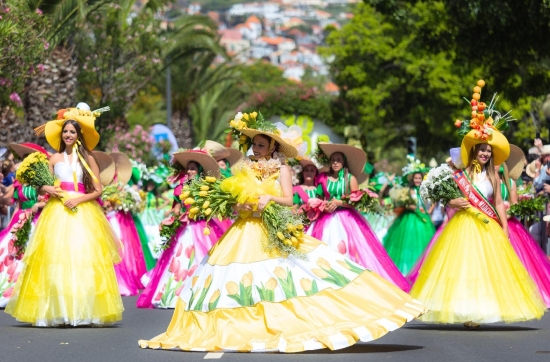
1 296 550 362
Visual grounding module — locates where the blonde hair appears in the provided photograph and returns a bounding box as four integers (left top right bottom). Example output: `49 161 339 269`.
466 143 498 202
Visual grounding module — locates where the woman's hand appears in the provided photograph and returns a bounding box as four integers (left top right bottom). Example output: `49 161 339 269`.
325 199 342 213
448 198 470 210
257 195 272 211
64 198 81 210
503 227 510 239
42 185 61 198
31 204 40 213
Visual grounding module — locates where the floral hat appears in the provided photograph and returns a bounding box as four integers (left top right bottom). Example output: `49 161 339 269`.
402 155 430 182
454 80 512 166
229 111 307 159
34 102 110 152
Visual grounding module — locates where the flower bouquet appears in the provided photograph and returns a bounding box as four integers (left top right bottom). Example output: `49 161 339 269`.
159 213 188 250
9 210 34 258
420 163 489 224
182 168 307 258
507 195 546 222
16 151 77 212
296 198 327 230
101 183 141 213
342 188 383 214
389 186 416 214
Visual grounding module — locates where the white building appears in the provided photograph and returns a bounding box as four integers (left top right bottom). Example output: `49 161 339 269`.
228 2 280 17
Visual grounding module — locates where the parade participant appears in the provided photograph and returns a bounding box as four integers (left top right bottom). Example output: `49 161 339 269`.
6 103 123 326
103 152 147 295
0 143 49 307
139 170 167 265
382 157 435 275
292 157 324 206
411 81 546 328
136 149 225 309
364 171 397 240
499 146 550 308
309 143 410 291
138 114 426 352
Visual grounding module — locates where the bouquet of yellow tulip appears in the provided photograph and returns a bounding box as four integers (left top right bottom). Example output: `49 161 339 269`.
182 170 306 258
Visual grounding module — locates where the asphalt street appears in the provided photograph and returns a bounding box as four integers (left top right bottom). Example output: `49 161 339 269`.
1 296 550 362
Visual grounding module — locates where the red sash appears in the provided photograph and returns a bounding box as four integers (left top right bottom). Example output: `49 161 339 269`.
453 170 501 225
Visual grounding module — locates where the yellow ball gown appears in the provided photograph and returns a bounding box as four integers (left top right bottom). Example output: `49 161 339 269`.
139 162 427 352
5 157 124 326
411 171 546 323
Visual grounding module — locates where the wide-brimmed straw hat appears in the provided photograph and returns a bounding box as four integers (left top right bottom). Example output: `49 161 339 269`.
110 152 133 185
239 128 300 159
461 130 510 167
203 140 242 166
34 104 109 152
526 160 538 178
9 143 49 159
318 142 368 184
504 145 526 180
172 149 221 179
92 151 116 186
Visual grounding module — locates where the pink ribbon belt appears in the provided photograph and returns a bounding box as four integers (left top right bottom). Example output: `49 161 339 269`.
59 182 86 193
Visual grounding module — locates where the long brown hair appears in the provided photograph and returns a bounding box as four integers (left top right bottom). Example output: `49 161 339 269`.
59 120 97 194
466 143 498 201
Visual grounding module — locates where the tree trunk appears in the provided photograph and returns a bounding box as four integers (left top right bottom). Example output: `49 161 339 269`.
0 106 21 147
171 109 194 149
23 45 78 148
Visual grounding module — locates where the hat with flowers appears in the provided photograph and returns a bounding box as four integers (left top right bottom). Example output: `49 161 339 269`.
229 111 307 159
454 79 512 166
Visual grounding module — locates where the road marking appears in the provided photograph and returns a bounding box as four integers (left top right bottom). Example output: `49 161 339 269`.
204 352 224 359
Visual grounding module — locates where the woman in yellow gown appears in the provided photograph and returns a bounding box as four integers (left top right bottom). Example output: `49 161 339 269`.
411 82 546 328
139 115 427 352
5 103 123 326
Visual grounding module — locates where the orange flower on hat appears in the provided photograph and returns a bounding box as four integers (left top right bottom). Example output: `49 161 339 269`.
56 109 67 120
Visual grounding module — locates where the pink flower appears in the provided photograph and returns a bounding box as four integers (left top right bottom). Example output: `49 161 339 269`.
185 245 193 258
176 243 183 257
44 41 49 50
0 77 9 86
4 255 14 266
175 285 184 296
36 8 43 15
365 189 378 198
168 257 180 273
337 240 347 255
3 287 13 298
307 198 323 208
37 64 44 72
154 291 162 302
349 191 364 203
9 92 22 106
174 268 188 282
188 264 198 276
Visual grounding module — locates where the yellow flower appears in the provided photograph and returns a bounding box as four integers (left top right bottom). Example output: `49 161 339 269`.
265 278 278 290
273 267 287 280
290 236 298 245
316 258 331 271
180 191 190 199
205 176 217 183
296 224 304 231
200 185 210 191
202 201 210 209
199 191 208 197
192 276 199 288
226 281 239 295
276 232 285 240
209 289 221 303
300 278 312 292
241 271 253 287
242 113 249 121
189 207 199 214
204 208 212 216
337 260 351 270
229 120 239 128
204 274 213 289
312 268 329 279
250 111 258 119
203 227 211 236
184 198 195 205
283 239 292 246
